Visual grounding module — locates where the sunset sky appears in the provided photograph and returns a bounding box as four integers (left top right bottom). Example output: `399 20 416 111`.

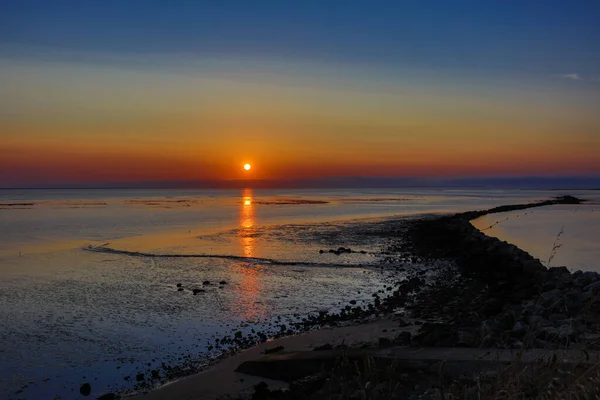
1 1 599 187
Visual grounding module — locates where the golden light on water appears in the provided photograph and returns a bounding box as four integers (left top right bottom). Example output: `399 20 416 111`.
236 188 264 320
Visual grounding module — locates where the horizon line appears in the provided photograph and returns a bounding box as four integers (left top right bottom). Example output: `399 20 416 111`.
2 175 600 190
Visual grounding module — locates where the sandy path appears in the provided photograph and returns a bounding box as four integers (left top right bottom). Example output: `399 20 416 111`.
133 316 413 400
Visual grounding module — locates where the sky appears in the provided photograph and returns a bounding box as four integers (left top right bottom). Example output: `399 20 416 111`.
1 1 599 187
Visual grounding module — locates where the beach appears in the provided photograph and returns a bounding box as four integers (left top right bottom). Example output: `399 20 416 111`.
1 189 600 399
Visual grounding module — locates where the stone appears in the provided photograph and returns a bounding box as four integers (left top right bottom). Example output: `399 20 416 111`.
219 280 228 285
457 329 476 346
202 280 211 285
313 343 333 351
584 281 600 293
512 321 524 331
549 314 568 323
398 318 411 327
80 383 91 396
176 283 182 287
193 289 205 295
395 331 412 345
264 345 284 355
579 333 600 342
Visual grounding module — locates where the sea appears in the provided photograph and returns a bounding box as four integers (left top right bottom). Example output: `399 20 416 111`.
1 187 599 399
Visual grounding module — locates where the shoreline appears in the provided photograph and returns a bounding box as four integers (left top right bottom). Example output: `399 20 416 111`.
123 195 597 400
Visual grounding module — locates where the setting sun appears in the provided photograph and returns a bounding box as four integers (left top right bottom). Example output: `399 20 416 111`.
244 163 251 171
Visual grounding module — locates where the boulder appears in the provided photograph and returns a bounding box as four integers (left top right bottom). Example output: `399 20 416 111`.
584 281 600 293
395 331 412 345
80 383 91 396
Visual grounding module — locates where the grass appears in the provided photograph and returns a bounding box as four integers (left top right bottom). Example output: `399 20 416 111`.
546 226 565 268
307 353 600 400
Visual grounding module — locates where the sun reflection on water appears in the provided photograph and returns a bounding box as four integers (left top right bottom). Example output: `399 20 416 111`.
236 188 264 320
240 188 255 256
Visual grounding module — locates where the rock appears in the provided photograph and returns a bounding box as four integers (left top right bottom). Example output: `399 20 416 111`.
480 319 498 336
176 283 182 287
579 333 600 342
264 345 284 355
540 289 562 306
313 343 333 351
80 383 91 396
527 315 550 328
136 373 144 381
202 280 211 285
478 298 504 316
251 382 270 400
457 329 476 346
219 280 228 285
395 331 412 345
549 314 568 323
584 281 600 293
398 318 411 327
193 289 205 295
319 250 324 254
151 369 159 379
349 300 357 305
537 325 576 342
512 321 524 331
547 266 570 276
177 288 184 292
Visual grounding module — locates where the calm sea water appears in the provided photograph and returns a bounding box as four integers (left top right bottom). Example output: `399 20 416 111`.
1 188 598 399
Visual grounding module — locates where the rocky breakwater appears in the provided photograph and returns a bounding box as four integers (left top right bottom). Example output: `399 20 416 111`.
397 196 600 350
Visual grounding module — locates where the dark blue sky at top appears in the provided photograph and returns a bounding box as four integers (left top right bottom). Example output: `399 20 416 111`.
2 0 599 76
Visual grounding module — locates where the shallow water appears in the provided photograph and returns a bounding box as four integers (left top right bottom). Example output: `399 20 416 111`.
471 197 600 272
1 188 598 399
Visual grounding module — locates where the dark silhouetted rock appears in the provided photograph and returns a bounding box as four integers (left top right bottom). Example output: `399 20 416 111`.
264 345 284 355
203 280 211 285
176 283 182 287
219 280 228 285
80 383 91 396
193 288 205 295
313 343 333 351
395 331 412 345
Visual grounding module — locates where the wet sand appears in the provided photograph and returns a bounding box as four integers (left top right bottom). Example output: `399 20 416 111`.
133 318 416 400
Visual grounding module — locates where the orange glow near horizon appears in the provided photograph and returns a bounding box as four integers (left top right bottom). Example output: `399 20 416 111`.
2 56 600 187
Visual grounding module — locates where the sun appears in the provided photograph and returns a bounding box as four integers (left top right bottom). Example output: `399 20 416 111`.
243 163 251 171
